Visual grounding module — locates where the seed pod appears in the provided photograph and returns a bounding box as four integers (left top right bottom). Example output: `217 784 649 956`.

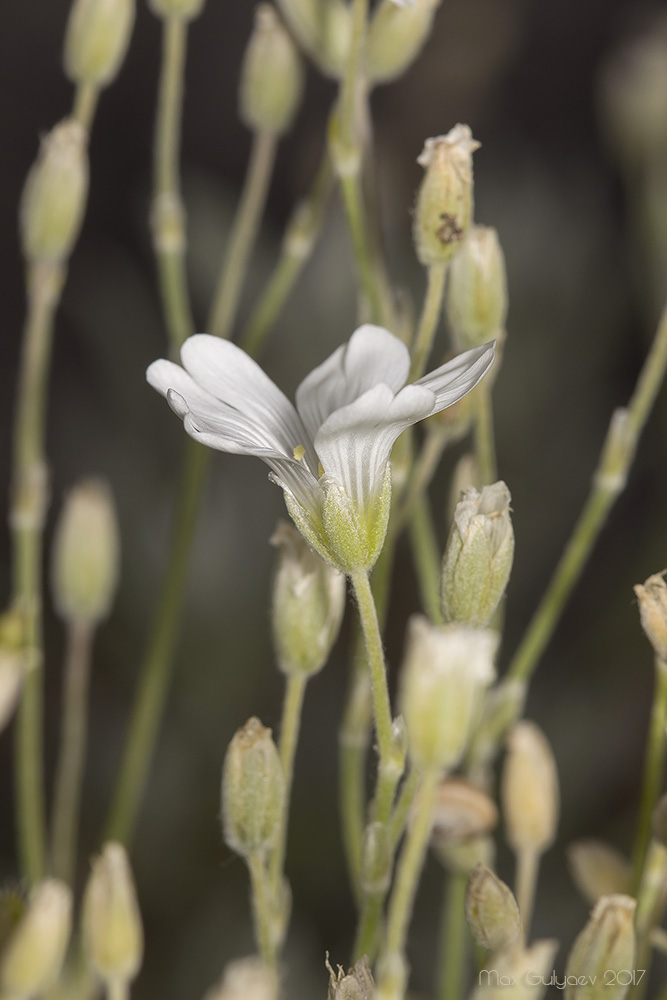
327 956 375 1000
446 225 508 351
221 718 285 858
465 864 522 952
502 721 559 856
564 895 636 1000
64 0 135 87
634 571 667 662
82 842 144 988
367 0 441 85
567 840 631 906
0 880 72 998
239 5 304 135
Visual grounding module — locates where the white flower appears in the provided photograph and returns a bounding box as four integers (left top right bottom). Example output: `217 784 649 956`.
147 324 494 572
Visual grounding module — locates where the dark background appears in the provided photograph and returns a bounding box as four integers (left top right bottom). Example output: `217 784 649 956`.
2 0 667 996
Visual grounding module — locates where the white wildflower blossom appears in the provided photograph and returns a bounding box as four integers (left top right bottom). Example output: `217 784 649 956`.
147 324 494 572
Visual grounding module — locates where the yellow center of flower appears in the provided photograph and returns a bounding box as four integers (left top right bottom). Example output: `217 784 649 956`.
293 445 305 461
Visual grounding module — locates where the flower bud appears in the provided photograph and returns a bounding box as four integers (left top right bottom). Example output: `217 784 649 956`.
0 605 35 735
270 521 345 676
413 125 479 267
448 453 480 520
472 939 558 1000
564 896 636 1000
327 956 375 1000
0 879 72 998
634 571 667 662
148 0 205 20
51 478 120 626
435 834 494 875
20 118 89 264
82 842 143 988
64 0 135 87
276 0 350 78
465 864 522 952
446 225 508 351
399 617 497 771
239 5 304 136
366 0 441 85
222 718 285 858
441 481 514 628
502 722 559 856
430 779 498 843
202 957 278 1000
567 840 631 906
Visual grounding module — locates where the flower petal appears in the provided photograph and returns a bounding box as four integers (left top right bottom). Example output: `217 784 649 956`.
415 342 495 410
315 382 435 509
180 334 316 469
295 324 411 441
147 359 222 415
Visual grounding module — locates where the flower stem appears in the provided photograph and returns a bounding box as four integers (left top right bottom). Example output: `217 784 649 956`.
105 440 209 844
152 15 195 353
51 619 95 885
388 767 420 851
409 263 447 382
107 979 129 1000
515 847 539 941
248 851 277 969
473 383 496 485
632 659 667 894
340 660 372 897
269 671 308 896
508 300 667 686
395 430 447 532
408 495 444 625
350 571 393 764
437 871 469 1000
72 82 99 133
12 261 65 882
208 130 277 340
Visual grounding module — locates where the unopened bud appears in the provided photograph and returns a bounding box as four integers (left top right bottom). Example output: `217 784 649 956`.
465 864 522 952
564 896 636 1000
0 880 72 998
82 842 143 988
567 840 631 906
430 779 498 843
20 119 89 263
64 0 135 87
634 571 667 662
327 956 375 1000
0 606 35 735
270 521 345 676
51 478 120 626
202 957 278 1000
413 125 479 267
399 616 497 771
240 5 304 135
502 722 559 856
446 225 508 351
435 834 494 875
276 0 350 77
448 453 480 521
472 939 558 1000
222 718 284 857
441 481 514 628
148 0 205 20
367 0 441 84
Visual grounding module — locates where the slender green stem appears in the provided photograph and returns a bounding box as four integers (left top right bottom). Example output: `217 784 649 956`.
474 384 496 485
72 82 99 132
51 620 95 885
339 173 384 324
515 847 539 941
632 841 667 1000
632 660 667 893
409 264 447 382
340 662 372 896
248 851 276 968
12 261 65 882
240 154 334 357
339 0 368 148
388 768 420 851
382 767 440 964
269 672 308 895
152 16 195 353
438 871 468 1000
395 430 447 533
105 441 209 844
409 495 444 624
107 979 129 1000
350 571 393 762
208 131 277 340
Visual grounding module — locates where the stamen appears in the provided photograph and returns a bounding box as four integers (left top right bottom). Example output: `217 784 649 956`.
318 462 324 478
293 445 306 461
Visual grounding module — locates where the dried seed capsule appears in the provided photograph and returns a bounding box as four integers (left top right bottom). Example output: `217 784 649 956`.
82 842 143 988
465 864 522 952
221 718 285 858
634 571 667 662
239 5 304 135
327 956 375 1000
64 0 135 87
0 880 72 998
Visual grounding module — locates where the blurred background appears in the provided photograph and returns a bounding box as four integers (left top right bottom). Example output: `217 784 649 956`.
2 0 667 995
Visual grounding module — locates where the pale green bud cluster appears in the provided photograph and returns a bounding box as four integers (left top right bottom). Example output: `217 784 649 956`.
367 0 441 85
270 521 345 676
0 605 34 735
399 617 497 771
276 0 350 78
564 896 636 1000
502 721 559 856
0 879 72 998
441 480 514 628
51 478 120 626
446 225 508 351
82 842 144 990
567 841 631 906
634 571 667 662
240 5 304 136
413 125 479 267
20 118 89 264
64 0 135 87
148 0 205 20
202 957 278 1000
465 864 522 952
327 956 375 1000
222 718 285 858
